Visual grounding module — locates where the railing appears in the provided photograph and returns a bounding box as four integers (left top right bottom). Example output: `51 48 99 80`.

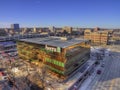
66 47 89 58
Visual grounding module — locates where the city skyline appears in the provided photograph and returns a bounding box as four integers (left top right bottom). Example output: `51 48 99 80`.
0 0 120 28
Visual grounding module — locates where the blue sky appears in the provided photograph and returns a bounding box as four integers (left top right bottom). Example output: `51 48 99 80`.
0 0 120 28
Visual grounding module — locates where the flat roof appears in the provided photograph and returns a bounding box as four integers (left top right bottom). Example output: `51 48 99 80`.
19 37 88 48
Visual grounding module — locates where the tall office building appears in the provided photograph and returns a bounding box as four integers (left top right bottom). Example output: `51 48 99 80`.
11 24 20 30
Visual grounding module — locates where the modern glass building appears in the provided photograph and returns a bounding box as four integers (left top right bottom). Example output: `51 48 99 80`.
11 24 20 30
17 37 90 77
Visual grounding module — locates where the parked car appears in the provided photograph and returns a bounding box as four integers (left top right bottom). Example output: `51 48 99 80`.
97 70 102 74
95 61 100 65
0 71 6 76
0 71 8 81
8 80 14 87
101 63 105 67
2 76 8 81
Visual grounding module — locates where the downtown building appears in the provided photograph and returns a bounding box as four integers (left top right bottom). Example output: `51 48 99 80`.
11 23 20 32
11 24 20 30
0 29 8 36
84 29 110 45
17 37 90 78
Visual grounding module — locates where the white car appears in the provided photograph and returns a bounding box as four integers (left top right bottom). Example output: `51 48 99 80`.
0 76 8 81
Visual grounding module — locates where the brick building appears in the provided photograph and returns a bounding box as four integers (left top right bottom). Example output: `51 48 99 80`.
84 29 110 45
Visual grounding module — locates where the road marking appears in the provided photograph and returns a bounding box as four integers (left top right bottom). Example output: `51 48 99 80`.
109 79 115 90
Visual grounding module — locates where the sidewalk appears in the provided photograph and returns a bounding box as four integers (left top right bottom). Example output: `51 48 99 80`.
79 50 110 90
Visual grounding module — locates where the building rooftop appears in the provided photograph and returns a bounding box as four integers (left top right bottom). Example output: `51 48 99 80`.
19 36 88 48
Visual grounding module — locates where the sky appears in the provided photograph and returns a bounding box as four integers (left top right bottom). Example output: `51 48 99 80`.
0 0 120 28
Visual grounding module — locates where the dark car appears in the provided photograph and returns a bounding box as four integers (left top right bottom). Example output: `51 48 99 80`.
97 70 102 74
8 80 14 87
95 61 100 65
101 64 105 67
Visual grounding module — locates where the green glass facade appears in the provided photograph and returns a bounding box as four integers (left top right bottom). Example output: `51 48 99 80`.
17 40 90 77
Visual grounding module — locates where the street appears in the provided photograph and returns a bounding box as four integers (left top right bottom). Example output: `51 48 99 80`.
79 49 120 90
1 45 120 90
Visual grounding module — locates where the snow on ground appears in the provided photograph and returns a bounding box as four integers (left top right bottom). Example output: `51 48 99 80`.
79 63 103 90
79 47 109 90
79 72 96 90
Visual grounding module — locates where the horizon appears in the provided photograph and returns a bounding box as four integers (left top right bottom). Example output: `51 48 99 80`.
0 25 119 29
0 0 120 28
0 25 120 29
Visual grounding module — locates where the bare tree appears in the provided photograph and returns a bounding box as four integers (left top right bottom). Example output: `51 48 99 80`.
0 52 52 90
29 63 51 90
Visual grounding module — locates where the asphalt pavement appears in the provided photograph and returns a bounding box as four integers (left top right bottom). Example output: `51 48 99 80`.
86 51 120 90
